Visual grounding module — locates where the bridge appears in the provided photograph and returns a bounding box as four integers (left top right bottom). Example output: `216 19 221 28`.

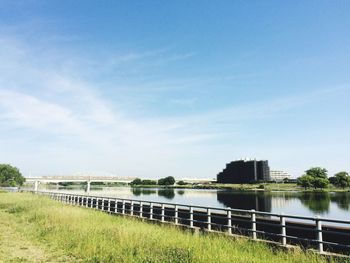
25 176 136 193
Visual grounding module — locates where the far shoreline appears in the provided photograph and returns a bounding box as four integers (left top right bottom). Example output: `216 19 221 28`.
129 183 350 193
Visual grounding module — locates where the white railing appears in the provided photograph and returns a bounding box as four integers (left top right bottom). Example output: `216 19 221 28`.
29 190 350 256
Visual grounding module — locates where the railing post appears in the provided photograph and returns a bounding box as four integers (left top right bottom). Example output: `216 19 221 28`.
34 180 39 192
150 203 153 220
251 209 257 240
280 213 287 246
190 207 194 228
140 202 143 218
108 199 111 213
227 209 232 235
174 205 178 224
131 201 134 216
161 204 165 222
207 208 211 231
85 197 88 208
316 216 323 253
122 200 125 214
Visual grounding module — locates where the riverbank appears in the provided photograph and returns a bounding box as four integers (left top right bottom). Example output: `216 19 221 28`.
131 183 350 192
0 192 335 263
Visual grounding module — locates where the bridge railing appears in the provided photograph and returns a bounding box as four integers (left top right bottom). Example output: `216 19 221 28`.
28 190 350 256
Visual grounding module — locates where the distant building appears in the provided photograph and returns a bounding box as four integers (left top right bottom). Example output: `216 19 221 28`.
217 159 270 184
269 170 291 182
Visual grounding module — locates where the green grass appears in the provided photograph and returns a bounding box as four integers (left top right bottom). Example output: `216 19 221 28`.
0 192 338 263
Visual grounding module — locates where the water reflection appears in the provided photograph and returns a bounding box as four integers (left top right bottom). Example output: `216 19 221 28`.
217 191 272 212
177 190 185 195
299 192 330 214
128 188 350 214
331 192 350 211
298 192 350 214
132 188 157 196
45 183 350 218
131 188 175 200
158 189 175 199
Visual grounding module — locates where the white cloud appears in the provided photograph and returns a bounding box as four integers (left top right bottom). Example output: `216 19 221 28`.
0 89 75 130
0 34 349 178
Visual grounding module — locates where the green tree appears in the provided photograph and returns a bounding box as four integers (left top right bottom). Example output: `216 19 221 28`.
0 164 25 186
158 176 175 186
297 167 329 189
297 175 313 189
140 179 157 185
177 180 187 185
313 177 329 189
130 178 142 185
330 172 350 188
305 167 328 179
329 176 337 185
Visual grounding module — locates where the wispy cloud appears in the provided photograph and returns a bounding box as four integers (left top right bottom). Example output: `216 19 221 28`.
0 33 349 178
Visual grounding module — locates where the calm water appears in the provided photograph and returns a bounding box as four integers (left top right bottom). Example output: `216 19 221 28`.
42 186 350 221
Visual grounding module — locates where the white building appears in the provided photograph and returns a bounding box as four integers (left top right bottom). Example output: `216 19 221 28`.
269 170 292 182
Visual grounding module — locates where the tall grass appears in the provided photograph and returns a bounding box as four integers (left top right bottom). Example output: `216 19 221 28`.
0 192 334 263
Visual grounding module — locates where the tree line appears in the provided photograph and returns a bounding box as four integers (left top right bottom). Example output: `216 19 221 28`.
297 167 350 189
131 176 176 186
0 164 25 187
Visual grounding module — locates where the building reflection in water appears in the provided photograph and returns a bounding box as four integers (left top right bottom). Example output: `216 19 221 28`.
129 187 350 214
216 191 272 212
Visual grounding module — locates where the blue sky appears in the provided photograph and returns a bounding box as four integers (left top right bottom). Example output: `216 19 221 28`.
0 1 349 178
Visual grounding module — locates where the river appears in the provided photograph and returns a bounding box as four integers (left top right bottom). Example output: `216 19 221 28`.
39 186 350 221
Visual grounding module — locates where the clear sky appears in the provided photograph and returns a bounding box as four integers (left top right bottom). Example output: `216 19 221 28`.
0 1 349 179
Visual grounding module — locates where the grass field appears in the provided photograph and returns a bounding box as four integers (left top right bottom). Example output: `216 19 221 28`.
0 192 339 262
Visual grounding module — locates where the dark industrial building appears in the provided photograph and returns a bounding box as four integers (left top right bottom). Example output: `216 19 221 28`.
217 159 270 183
